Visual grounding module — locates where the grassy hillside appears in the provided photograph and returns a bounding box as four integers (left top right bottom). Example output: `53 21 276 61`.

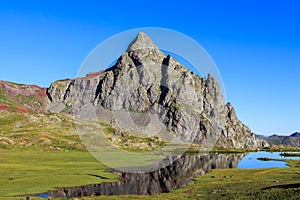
0 110 170 152
0 81 46 113
0 110 85 151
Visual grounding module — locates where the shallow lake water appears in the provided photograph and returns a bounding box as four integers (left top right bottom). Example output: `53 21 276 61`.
238 151 300 168
34 151 300 198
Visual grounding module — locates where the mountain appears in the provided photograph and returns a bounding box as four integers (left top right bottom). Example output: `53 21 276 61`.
45 32 267 149
257 132 300 148
0 32 268 150
291 132 300 137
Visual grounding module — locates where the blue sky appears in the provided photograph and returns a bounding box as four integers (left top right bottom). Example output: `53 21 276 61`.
0 0 299 135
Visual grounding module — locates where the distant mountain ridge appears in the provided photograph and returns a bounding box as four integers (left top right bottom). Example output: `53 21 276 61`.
291 132 300 137
257 132 300 148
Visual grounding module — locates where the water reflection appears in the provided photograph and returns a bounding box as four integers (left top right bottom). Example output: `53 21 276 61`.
42 153 244 198
238 151 300 169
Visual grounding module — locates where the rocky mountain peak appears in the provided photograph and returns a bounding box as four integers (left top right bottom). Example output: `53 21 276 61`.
126 32 159 52
45 33 268 149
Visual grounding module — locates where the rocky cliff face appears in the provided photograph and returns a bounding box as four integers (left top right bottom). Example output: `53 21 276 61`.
46 32 267 149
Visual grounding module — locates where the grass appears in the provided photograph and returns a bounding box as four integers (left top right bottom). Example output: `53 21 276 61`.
279 152 300 157
0 87 13 104
0 150 119 199
0 110 170 152
78 159 300 200
264 146 300 152
0 110 85 151
1 109 300 199
168 163 300 200
0 150 164 199
0 150 299 200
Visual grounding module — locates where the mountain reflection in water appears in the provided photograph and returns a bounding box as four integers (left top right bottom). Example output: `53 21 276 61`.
41 153 244 198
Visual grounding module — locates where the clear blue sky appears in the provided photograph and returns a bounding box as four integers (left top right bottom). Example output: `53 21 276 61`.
0 0 299 135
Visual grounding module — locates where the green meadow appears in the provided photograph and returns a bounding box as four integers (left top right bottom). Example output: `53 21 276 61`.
0 150 299 200
0 150 118 199
1 111 299 200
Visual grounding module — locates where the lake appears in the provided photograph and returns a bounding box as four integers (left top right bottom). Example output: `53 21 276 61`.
238 151 300 168
35 151 300 198
38 153 245 198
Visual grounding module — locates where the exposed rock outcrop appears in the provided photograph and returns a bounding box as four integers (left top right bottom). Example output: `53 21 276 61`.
46 32 266 149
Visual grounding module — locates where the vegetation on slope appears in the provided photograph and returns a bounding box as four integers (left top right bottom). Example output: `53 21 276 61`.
0 110 85 151
0 81 46 113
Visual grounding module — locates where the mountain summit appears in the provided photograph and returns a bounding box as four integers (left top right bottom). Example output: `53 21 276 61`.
127 32 159 52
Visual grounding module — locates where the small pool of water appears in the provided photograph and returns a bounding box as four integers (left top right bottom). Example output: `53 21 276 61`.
238 151 300 169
